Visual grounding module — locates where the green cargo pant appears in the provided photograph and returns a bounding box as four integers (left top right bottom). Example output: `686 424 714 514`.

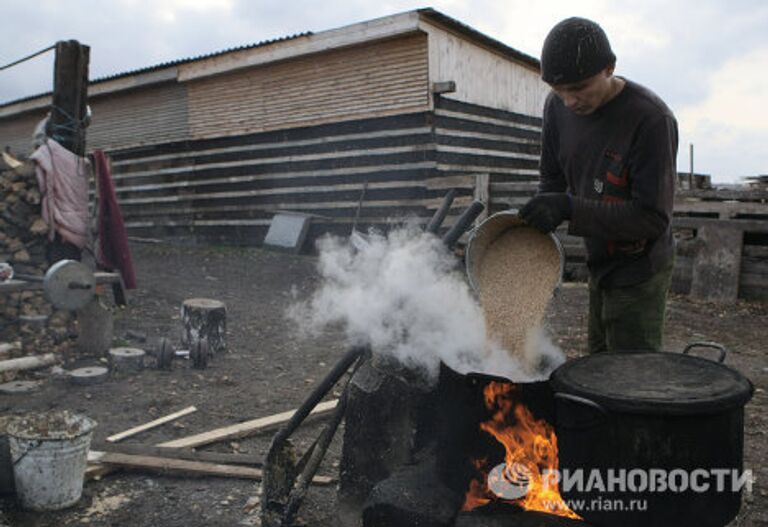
588 261 674 354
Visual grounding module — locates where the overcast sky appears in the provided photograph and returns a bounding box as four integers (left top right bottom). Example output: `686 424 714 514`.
1 0 766 183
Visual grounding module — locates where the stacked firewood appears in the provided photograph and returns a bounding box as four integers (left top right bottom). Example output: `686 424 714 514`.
0 162 74 371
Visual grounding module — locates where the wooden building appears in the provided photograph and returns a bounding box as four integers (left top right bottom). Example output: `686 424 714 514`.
1 9 766 299
0 8 548 245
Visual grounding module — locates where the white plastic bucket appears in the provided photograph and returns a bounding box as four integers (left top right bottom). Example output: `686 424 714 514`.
7 411 96 510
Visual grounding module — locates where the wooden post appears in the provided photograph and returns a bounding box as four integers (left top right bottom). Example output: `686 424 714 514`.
474 173 490 224
690 225 744 303
76 298 113 356
46 40 90 265
50 40 89 155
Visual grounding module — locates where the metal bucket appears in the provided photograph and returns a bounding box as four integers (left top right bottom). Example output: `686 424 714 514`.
7 411 97 510
465 211 564 294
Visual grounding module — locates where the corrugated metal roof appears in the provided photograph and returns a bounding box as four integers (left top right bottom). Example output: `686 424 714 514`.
94 32 312 84
0 32 312 110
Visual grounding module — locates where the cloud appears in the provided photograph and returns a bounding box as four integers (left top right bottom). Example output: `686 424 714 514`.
679 47 768 134
677 46 768 180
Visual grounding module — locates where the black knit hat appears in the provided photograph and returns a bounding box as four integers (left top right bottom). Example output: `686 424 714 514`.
541 17 616 84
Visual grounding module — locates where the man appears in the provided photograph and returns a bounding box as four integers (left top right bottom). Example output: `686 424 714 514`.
520 17 678 353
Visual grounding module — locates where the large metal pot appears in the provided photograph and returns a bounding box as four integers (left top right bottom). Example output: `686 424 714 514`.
435 362 556 497
550 344 754 527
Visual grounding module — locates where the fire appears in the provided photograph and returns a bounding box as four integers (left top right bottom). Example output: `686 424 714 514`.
462 382 581 520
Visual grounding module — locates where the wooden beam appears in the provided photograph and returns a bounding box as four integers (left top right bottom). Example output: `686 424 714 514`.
673 217 768 232
677 188 768 201
0 353 56 374
111 126 432 168
474 173 489 223
86 451 334 485
674 199 768 219
91 442 262 466
106 406 198 443
51 40 89 155
113 144 432 181
157 399 338 449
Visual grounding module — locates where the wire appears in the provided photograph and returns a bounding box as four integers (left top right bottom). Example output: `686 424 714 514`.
0 44 56 72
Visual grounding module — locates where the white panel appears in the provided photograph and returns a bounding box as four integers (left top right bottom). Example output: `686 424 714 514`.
421 21 550 116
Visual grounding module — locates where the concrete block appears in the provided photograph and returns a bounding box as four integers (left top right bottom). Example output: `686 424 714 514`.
263 213 311 253
690 225 743 303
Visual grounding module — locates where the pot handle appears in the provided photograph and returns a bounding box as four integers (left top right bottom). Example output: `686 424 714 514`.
682 341 727 363
554 392 609 430
554 392 607 414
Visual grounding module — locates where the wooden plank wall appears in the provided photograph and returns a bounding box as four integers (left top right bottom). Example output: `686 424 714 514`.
423 21 549 116
0 82 189 158
555 193 768 300
108 112 463 245
88 82 189 151
432 96 541 209
672 191 768 300
0 109 48 157
186 34 429 140
108 96 547 247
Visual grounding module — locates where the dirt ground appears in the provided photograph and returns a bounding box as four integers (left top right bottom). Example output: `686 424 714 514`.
1 241 766 527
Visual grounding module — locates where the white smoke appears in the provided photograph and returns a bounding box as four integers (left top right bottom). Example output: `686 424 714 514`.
288 226 564 384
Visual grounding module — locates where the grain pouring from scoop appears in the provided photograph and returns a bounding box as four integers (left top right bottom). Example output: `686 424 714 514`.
475 224 561 366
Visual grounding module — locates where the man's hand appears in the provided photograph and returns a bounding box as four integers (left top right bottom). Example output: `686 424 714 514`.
519 193 572 233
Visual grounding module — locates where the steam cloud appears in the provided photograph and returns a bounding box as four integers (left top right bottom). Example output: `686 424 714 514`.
288 226 564 384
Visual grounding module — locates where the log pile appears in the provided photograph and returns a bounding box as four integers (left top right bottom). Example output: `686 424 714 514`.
0 162 74 375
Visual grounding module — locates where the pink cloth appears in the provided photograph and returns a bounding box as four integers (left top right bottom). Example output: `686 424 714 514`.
30 138 89 249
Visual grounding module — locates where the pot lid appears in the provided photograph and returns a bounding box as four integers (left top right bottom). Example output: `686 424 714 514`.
550 352 754 415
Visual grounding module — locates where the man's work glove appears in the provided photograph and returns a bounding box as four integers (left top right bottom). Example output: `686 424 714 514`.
519 193 572 233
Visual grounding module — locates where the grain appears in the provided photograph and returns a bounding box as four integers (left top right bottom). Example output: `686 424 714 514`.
476 226 560 359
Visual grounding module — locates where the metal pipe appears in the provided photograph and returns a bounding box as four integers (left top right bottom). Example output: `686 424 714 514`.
270 346 365 446
441 200 485 249
426 189 457 234
280 386 351 526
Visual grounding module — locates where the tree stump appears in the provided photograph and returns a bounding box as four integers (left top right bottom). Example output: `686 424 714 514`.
77 298 114 356
338 355 439 526
108 347 145 376
181 298 227 353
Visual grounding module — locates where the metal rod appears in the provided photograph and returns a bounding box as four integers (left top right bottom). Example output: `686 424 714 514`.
270 346 365 446
11 274 44 283
426 189 457 234
280 384 351 526
0 44 55 71
441 200 485 249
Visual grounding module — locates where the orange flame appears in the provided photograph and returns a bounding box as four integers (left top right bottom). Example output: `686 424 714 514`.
463 382 581 520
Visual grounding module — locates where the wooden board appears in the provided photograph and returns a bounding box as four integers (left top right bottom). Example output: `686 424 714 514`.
87 451 335 485
157 399 338 449
91 442 262 466
0 353 56 374
106 406 198 443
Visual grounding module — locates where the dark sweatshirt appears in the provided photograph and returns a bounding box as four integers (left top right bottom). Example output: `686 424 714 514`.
539 79 678 288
